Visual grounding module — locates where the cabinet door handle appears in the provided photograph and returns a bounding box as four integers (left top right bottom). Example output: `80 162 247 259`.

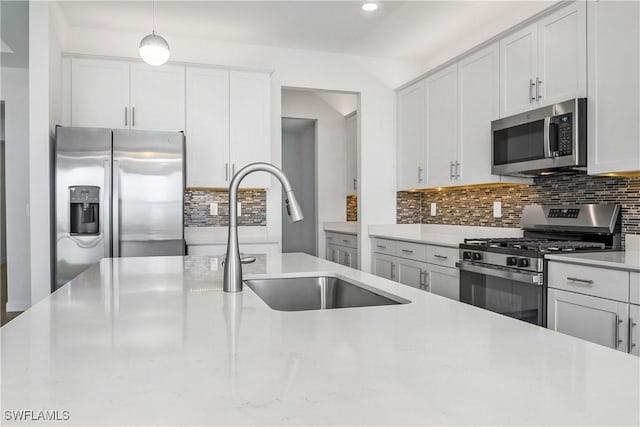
455 161 460 179
566 277 594 285
418 166 423 183
615 315 623 349
450 161 455 179
630 318 637 350
353 178 357 191
232 163 235 177
124 107 128 126
390 263 395 280
419 270 425 289
131 107 135 127
401 249 414 254
536 77 542 100
434 254 448 260
529 79 536 102
225 163 229 181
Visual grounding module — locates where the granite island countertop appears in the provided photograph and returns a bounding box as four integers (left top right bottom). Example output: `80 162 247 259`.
1 253 638 426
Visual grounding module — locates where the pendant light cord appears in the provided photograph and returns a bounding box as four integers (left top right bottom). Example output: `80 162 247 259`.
152 0 156 34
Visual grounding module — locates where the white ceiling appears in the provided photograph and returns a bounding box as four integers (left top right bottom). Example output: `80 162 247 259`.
57 1 555 62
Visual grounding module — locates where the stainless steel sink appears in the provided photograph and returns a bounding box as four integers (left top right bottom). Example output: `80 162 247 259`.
244 276 409 311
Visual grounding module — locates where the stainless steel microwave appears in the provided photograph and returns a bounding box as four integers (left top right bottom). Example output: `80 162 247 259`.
491 98 586 177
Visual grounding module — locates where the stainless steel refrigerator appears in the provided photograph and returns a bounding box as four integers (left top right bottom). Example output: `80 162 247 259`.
53 127 185 289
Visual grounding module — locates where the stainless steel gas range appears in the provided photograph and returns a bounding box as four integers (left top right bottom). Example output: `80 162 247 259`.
456 204 621 326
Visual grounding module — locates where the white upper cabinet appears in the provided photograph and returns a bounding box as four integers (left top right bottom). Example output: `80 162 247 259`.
130 64 185 132
345 112 358 195
229 71 271 188
397 81 425 190
587 0 640 175
537 2 586 106
499 24 538 117
185 67 230 188
457 43 502 186
71 58 130 129
499 1 586 117
71 58 185 132
186 69 271 188
425 64 458 188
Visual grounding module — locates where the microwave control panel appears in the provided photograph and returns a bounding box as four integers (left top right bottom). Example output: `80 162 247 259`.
557 113 573 156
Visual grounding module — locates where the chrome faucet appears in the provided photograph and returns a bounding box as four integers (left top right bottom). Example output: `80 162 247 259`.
223 162 304 293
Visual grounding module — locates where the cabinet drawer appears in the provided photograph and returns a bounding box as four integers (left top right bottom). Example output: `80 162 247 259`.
372 238 396 255
631 273 640 305
335 233 357 249
425 246 459 268
395 241 427 261
548 262 629 302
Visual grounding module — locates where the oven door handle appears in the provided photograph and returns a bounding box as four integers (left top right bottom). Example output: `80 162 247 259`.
456 261 543 285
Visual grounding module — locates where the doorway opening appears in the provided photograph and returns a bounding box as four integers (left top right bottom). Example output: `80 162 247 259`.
281 118 317 256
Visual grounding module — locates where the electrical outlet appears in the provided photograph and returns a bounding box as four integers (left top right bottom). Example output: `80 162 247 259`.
493 201 502 218
209 202 218 216
430 203 437 217
237 202 242 216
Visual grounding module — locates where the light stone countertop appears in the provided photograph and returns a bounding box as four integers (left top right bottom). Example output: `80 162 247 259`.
1 253 639 426
369 224 523 248
546 251 640 272
323 221 358 235
185 226 278 246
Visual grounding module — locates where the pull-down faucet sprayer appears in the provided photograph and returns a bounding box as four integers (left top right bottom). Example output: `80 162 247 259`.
223 162 303 293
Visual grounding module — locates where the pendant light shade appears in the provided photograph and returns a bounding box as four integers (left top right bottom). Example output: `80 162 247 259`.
139 1 170 66
139 31 170 66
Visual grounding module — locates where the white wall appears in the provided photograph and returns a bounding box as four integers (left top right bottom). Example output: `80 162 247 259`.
27 2 64 307
281 120 316 256
53 25 421 273
282 90 349 259
1 67 31 311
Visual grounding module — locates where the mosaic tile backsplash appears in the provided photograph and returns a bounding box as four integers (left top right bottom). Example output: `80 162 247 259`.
184 189 266 227
347 195 358 222
397 174 640 238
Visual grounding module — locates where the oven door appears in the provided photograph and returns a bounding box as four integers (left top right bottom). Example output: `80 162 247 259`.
457 261 545 326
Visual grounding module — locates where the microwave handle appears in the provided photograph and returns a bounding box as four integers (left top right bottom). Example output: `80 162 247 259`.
543 117 551 158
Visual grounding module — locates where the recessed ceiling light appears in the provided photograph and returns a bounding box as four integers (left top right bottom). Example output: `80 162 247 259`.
362 3 379 12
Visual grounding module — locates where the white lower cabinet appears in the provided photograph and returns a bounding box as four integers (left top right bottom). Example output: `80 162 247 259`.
428 264 460 301
547 260 637 356
371 238 459 301
325 232 358 269
396 258 428 290
548 288 628 351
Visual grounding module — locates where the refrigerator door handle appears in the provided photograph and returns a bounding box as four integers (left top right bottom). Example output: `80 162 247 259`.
112 160 120 257
103 160 111 258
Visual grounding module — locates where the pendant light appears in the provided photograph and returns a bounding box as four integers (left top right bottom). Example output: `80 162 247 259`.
139 0 170 66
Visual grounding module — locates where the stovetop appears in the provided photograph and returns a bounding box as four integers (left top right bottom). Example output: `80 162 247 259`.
462 237 606 253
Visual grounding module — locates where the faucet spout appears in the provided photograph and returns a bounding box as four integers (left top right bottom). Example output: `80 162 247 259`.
223 162 303 293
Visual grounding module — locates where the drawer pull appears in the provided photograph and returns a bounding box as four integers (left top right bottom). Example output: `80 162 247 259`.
343 239 350 243
376 245 386 249
327 237 333 240
433 254 448 260
401 249 414 254
566 277 594 285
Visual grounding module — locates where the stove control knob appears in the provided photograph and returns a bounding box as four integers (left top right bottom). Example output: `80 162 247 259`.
517 258 530 268
472 252 482 261
463 251 472 260
507 257 518 266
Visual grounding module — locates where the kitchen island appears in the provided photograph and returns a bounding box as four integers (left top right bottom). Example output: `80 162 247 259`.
1 254 639 426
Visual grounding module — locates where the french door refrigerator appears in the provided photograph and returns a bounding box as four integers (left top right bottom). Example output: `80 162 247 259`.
53 127 185 289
